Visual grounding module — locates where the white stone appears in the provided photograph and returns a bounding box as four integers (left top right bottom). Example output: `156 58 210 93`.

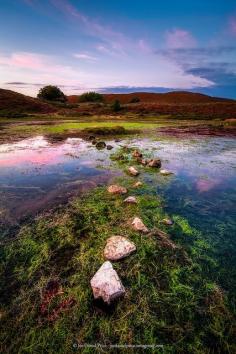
90 261 125 304
124 196 137 204
160 169 173 176
133 181 143 188
128 166 140 176
104 236 136 261
107 185 127 194
131 217 149 233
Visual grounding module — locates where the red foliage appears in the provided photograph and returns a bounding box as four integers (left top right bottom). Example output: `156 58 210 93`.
39 279 76 323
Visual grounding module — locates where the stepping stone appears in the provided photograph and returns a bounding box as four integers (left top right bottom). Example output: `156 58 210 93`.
131 217 149 233
90 261 125 304
133 181 143 188
148 159 162 168
104 236 136 261
107 185 127 194
162 218 174 226
96 141 106 149
128 166 140 176
160 169 173 176
124 196 137 204
132 150 143 158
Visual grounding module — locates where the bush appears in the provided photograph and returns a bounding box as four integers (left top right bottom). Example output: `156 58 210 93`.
37 86 67 102
130 97 140 103
79 92 104 103
112 99 121 112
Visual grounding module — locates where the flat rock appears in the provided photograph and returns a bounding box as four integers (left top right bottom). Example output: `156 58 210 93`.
133 181 143 188
107 185 127 194
131 217 149 233
90 261 125 304
160 169 173 176
148 159 162 168
107 145 114 150
124 196 137 204
104 236 136 261
128 166 140 176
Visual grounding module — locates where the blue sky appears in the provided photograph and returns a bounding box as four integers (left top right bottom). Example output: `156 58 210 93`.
0 0 236 98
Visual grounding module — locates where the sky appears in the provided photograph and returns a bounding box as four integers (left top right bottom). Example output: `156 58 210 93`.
0 0 236 98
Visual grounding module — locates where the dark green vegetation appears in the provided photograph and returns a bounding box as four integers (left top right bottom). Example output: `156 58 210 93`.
0 142 235 353
79 92 104 103
37 85 67 103
82 125 127 136
111 99 121 112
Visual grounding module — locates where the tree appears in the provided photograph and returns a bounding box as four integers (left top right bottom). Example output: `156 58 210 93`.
79 92 104 103
112 99 121 112
37 86 67 102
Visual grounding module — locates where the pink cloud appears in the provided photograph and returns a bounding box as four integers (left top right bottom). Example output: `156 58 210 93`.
196 178 220 193
0 52 75 75
73 53 98 61
138 39 151 54
229 17 236 35
165 29 197 49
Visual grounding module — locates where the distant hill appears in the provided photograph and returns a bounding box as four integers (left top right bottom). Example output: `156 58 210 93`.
0 89 55 114
102 91 235 104
68 91 235 105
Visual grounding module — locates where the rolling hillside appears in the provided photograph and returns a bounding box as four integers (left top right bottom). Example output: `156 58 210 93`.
68 91 235 105
0 89 56 114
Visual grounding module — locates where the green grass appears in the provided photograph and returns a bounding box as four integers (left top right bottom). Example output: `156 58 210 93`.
0 173 235 353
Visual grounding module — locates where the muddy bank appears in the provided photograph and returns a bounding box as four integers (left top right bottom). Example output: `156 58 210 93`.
157 124 236 137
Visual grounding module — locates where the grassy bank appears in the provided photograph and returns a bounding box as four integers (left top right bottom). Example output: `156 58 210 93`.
0 115 232 145
0 169 235 353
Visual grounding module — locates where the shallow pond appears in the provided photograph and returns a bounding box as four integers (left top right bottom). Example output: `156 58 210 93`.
0 134 235 243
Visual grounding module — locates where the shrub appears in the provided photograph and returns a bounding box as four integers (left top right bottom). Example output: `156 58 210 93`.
112 99 121 112
130 97 140 103
37 86 67 102
79 92 104 103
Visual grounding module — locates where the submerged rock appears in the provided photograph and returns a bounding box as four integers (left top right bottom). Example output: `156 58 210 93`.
131 217 149 233
88 135 95 141
160 169 173 176
148 159 162 168
149 228 177 250
106 145 114 150
132 150 143 158
128 166 140 176
92 140 97 145
104 236 136 261
90 261 125 304
107 185 127 194
133 181 143 188
124 196 137 204
162 218 174 226
96 141 106 149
